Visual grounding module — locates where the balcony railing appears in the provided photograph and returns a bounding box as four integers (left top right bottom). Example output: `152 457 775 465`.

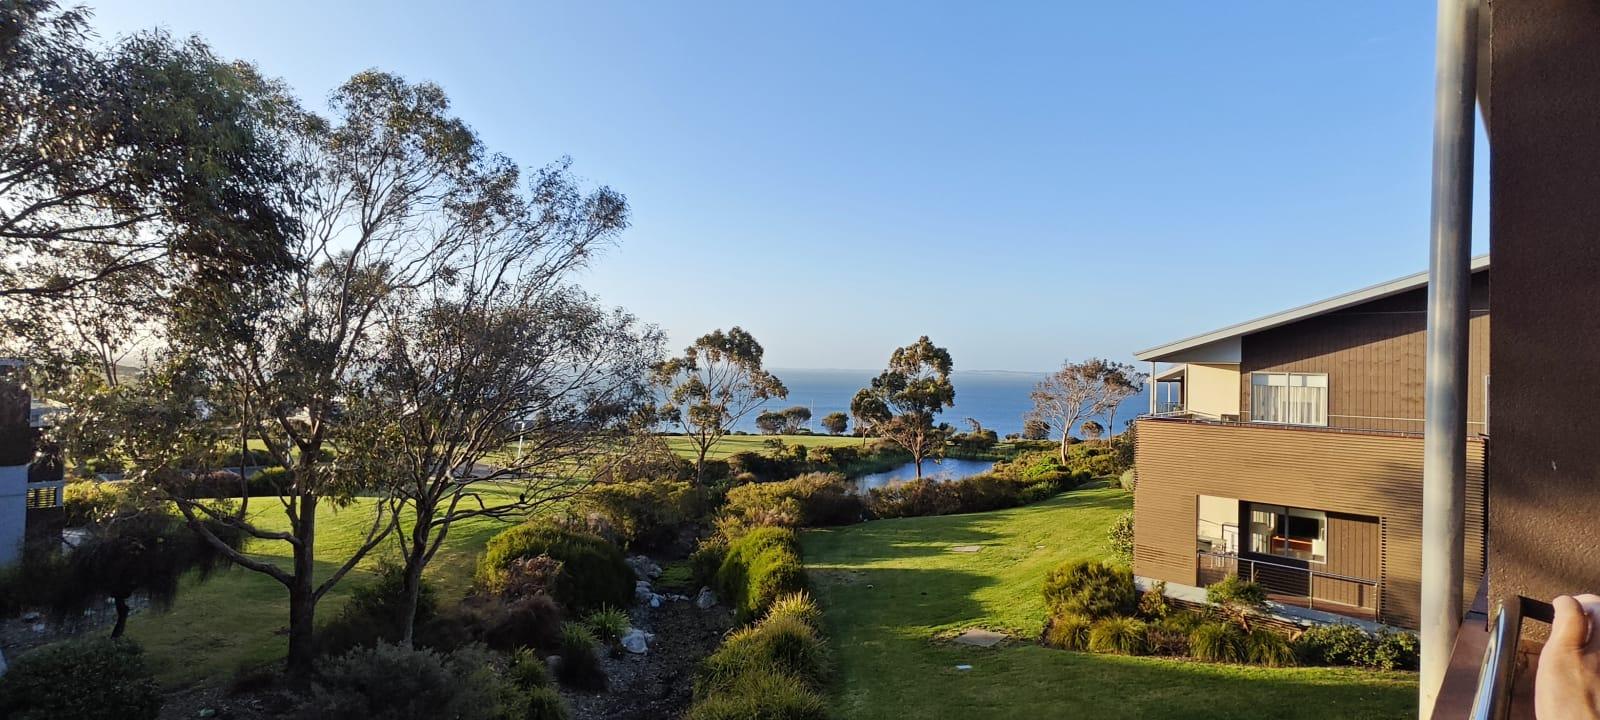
25 480 65 509
1155 401 1185 415
1198 551 1380 620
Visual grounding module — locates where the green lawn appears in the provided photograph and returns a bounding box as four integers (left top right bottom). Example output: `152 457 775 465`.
661 433 865 460
800 487 1418 720
119 484 535 688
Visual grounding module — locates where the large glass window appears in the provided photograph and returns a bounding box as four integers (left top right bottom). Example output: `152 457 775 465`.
1250 372 1328 426
1247 503 1326 563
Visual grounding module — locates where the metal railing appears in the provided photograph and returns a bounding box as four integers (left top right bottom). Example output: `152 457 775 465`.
24 480 65 509
1469 596 1554 720
1155 401 1184 414
1197 551 1380 617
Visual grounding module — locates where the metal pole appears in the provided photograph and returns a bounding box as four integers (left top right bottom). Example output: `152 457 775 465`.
1420 0 1478 715
1149 362 1157 415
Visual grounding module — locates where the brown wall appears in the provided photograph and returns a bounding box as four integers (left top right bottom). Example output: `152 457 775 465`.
1486 0 1600 631
1133 418 1487 629
1317 513 1382 608
1238 272 1490 434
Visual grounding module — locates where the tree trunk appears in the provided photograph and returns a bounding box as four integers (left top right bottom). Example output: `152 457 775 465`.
111 596 129 638
1059 431 1070 465
285 494 318 676
398 509 432 648
694 445 709 487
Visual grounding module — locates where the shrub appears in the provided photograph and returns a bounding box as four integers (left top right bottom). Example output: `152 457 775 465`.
716 527 807 622
1088 616 1148 655
1107 512 1134 563
555 623 607 691
765 592 822 631
725 451 801 484
174 469 250 499
477 522 633 614
0 637 161 720
1042 560 1136 619
1042 614 1092 651
1372 628 1421 671
508 647 553 690
1189 621 1246 663
697 614 830 698
865 478 961 519
1145 619 1191 657
685 669 829 720
524 687 569 720
1118 468 1136 492
296 643 523 720
584 606 629 644
62 480 128 525
1246 627 1297 667
1206 575 1267 630
1137 580 1170 619
319 563 438 656
721 472 863 532
690 538 729 588
576 480 697 551
248 466 292 496
1293 623 1373 666
455 593 566 653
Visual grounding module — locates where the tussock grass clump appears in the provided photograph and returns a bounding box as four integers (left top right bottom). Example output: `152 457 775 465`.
1246 627 1297 667
696 614 830 698
583 606 629 644
555 623 606 691
1189 621 1246 664
1088 616 1148 655
1042 559 1136 620
765 592 823 632
685 669 828 720
716 527 808 622
1042 614 1092 651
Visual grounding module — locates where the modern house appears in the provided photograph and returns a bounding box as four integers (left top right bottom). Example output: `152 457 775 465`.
0 359 65 567
1130 257 1490 630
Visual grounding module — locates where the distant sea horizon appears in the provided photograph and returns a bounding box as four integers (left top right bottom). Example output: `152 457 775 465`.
727 367 1152 437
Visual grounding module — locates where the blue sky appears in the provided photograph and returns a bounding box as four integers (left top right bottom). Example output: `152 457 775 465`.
93 1 1488 371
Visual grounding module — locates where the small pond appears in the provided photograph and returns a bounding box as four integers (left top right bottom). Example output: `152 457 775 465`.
850 457 997 493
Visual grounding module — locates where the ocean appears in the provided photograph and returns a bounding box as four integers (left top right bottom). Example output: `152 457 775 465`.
729 368 1152 437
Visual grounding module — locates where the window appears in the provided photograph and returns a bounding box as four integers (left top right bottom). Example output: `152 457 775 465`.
1250 372 1327 426
1247 503 1326 563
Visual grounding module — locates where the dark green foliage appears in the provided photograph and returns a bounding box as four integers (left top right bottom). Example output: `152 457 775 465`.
1042 614 1092 651
507 648 553 690
1293 623 1419 670
696 614 830 698
437 593 565 654
477 522 633 614
1062 441 1123 478
555 623 607 691
1246 627 1296 667
1107 512 1134 563
725 451 802 484
716 527 807 622
690 538 729 588
1137 580 1170 619
1205 575 1267 607
864 467 1088 520
247 466 292 496
1145 616 1192 656
576 480 697 551
0 637 161 720
1189 621 1246 663
1088 616 1148 655
523 687 569 720
319 564 438 656
583 606 629 644
819 412 849 436
721 472 863 532
685 669 829 720
295 643 525 720
1042 560 1136 620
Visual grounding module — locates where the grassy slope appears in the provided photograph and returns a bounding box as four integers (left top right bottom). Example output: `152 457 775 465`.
660 433 864 460
801 487 1417 720
120 484 532 687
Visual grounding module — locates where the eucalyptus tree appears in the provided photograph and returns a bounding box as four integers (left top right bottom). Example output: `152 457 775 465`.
780 406 812 433
850 388 888 443
820 411 849 436
1028 358 1145 462
855 337 956 478
345 159 658 646
1 1 297 301
652 328 787 485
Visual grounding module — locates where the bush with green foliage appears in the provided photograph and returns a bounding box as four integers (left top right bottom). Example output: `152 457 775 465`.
725 451 802 484
715 527 808 622
0 637 161 720
1189 621 1246 663
477 522 633 614
1063 442 1123 477
508 647 553 690
1293 623 1418 670
1371 628 1421 671
431 593 565 654
555 623 607 691
1088 616 1148 655
690 538 729 588
1246 627 1296 667
721 472 863 533
1043 614 1093 651
765 592 823 631
1206 575 1268 630
296 643 527 720
62 480 127 525
1118 468 1136 492
685 669 829 720
1042 559 1137 619
1145 617 1192 657
576 480 698 551
583 606 629 645
1137 580 1170 619
319 563 438 656
696 614 830 697
1108 512 1134 563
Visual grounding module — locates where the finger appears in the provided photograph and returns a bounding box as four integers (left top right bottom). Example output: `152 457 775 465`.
1549 595 1590 650
1576 594 1600 651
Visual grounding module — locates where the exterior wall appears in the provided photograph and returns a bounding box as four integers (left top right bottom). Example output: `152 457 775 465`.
1237 273 1490 434
1486 0 1600 641
1184 363 1240 420
1133 418 1487 629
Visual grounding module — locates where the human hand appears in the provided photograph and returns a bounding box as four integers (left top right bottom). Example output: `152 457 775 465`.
1537 594 1600 720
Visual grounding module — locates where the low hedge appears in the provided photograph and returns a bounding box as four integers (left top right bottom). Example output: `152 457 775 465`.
575 480 698 551
715 527 807 623
720 472 864 533
1294 623 1420 670
476 522 633 614
0 637 161 720
865 468 1088 520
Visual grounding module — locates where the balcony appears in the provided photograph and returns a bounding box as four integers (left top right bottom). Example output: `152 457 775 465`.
1198 551 1380 622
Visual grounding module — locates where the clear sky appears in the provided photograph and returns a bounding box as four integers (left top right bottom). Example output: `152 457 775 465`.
91 1 1489 372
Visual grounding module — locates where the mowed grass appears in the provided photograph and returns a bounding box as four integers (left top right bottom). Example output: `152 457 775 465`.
117 483 540 688
660 433 864 460
801 487 1418 720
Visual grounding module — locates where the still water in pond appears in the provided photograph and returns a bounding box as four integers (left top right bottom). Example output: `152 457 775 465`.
850 458 997 492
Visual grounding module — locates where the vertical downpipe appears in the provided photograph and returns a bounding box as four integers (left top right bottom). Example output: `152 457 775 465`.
1420 0 1478 715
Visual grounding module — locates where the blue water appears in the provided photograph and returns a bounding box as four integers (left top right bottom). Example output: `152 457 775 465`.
731 368 1152 437
851 457 998 492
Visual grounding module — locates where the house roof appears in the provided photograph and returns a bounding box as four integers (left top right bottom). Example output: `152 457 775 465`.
1134 255 1491 363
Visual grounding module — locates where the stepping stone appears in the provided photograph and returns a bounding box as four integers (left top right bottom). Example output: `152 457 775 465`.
949 545 983 553
953 629 1007 648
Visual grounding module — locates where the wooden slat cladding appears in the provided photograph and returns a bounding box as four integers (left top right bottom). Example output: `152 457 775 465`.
1316 514 1380 608
1239 271 1490 434
1133 419 1487 629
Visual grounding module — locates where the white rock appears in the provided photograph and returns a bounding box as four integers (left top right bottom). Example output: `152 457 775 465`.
621 628 651 654
695 586 718 609
634 580 654 604
649 594 662 608
626 555 663 580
